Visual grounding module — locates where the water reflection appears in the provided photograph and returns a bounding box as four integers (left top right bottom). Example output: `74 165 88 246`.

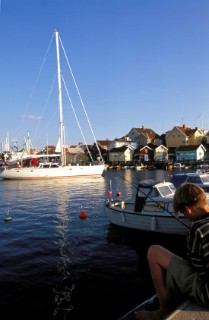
51 177 107 319
53 211 75 319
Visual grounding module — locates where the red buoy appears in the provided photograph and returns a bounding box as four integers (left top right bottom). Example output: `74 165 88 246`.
116 191 121 197
79 211 88 220
107 191 112 196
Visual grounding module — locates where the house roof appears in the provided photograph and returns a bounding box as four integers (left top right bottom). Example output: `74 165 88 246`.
167 125 201 138
96 140 110 147
185 128 200 135
135 145 154 152
67 145 85 154
114 138 130 142
109 145 134 153
132 128 160 139
155 144 168 151
175 144 206 151
177 126 193 136
168 147 177 152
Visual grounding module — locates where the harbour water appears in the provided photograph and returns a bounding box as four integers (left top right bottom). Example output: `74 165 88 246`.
0 169 187 320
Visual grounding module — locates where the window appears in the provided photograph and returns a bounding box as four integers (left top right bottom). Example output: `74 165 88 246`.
158 186 174 197
187 176 201 184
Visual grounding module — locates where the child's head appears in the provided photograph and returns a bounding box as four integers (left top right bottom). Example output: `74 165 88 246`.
173 183 207 217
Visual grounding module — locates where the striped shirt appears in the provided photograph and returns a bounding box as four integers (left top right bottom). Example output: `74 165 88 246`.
187 215 209 304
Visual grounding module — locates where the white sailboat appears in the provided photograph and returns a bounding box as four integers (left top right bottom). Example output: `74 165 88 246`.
0 31 105 180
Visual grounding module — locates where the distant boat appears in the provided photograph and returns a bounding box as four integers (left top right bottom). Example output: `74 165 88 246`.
173 162 183 169
134 163 146 170
104 179 191 235
0 31 105 180
170 172 209 193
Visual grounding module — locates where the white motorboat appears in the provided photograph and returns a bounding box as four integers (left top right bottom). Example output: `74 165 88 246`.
104 179 191 235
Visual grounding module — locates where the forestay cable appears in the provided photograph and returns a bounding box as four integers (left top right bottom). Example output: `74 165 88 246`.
58 34 104 162
61 75 94 163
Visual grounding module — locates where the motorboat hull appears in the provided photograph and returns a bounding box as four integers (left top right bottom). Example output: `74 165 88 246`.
105 202 191 236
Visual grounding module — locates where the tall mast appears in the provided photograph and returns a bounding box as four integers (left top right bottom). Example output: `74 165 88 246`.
55 31 66 166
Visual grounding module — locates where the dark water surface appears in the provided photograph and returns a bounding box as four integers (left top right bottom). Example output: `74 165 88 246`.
0 169 187 320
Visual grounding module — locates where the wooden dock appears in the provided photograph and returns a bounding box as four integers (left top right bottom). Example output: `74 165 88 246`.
166 300 209 320
118 295 209 320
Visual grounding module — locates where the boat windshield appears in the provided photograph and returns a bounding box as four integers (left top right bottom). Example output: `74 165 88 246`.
201 175 209 183
157 185 175 197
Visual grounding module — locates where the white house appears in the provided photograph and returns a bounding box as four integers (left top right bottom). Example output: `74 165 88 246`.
108 145 134 163
154 145 168 162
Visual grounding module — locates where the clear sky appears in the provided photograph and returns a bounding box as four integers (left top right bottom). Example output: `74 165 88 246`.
1 0 209 150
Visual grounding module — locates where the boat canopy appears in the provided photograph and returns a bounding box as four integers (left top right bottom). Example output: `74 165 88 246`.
135 179 175 212
138 179 157 188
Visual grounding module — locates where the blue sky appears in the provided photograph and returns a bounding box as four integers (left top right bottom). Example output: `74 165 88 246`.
1 0 209 150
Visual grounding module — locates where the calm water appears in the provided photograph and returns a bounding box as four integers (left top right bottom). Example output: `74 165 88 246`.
0 169 187 320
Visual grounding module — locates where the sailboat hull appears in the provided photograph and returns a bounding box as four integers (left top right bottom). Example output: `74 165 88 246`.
0 164 105 180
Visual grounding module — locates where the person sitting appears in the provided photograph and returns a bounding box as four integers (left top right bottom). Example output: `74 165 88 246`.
135 183 209 320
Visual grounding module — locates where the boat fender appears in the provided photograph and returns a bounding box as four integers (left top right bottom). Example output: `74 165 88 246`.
151 216 156 231
121 212 125 222
4 216 12 222
16 161 21 168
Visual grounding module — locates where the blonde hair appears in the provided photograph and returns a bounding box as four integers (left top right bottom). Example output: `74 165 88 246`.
173 183 207 217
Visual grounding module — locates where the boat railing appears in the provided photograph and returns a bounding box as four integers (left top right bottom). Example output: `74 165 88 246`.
143 200 165 212
143 200 174 213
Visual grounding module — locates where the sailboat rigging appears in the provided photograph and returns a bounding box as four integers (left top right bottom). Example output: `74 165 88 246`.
0 30 105 180
55 31 65 167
